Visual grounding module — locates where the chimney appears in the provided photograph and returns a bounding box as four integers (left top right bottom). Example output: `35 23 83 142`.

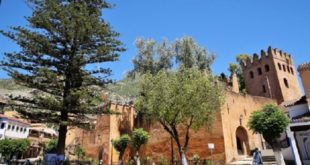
298 62 310 109
232 72 240 93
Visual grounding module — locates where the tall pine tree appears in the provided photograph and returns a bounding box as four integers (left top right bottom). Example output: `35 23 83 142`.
0 0 124 154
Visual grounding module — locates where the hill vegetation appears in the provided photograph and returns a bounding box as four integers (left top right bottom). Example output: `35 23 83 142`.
0 78 139 103
0 79 29 91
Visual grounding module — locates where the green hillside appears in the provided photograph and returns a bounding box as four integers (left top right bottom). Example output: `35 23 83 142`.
0 79 29 91
0 78 139 102
107 77 140 98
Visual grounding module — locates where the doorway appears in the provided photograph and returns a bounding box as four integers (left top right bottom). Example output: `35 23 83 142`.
236 126 250 155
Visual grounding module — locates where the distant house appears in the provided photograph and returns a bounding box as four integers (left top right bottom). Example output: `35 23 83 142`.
24 123 58 158
0 114 31 140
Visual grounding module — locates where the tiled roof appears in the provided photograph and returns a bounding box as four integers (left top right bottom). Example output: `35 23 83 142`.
298 62 310 71
0 114 30 126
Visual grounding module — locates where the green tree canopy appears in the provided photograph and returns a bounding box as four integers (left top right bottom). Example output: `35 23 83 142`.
136 66 224 160
131 128 149 152
228 63 239 74
129 36 214 77
0 0 124 154
248 104 289 164
174 37 215 71
227 54 251 92
112 134 131 163
0 139 30 160
248 104 289 144
129 38 172 77
236 54 251 65
131 128 149 165
44 139 57 153
74 144 86 160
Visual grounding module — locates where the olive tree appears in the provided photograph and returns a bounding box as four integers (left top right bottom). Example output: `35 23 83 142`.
112 134 131 165
136 66 224 164
0 139 30 162
248 104 289 165
132 128 149 165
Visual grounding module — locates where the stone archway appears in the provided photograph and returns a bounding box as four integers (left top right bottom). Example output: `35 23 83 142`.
235 126 250 155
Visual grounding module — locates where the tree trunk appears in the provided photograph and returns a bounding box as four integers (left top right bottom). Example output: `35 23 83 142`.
135 152 141 165
56 124 68 155
118 153 123 165
272 141 286 165
181 151 188 165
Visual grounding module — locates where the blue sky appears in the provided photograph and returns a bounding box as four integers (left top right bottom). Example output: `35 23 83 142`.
0 0 309 82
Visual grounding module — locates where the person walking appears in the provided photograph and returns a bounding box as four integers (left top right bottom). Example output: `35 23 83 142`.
252 148 263 165
24 160 30 165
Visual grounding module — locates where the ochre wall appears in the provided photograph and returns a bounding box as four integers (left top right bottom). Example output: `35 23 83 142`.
299 65 310 108
139 112 225 163
221 92 275 162
66 104 135 164
139 91 275 163
67 92 275 164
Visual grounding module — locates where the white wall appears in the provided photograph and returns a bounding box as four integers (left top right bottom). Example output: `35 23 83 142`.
0 119 30 139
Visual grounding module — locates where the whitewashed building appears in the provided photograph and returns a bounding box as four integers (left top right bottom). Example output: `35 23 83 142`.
0 114 30 140
280 62 310 165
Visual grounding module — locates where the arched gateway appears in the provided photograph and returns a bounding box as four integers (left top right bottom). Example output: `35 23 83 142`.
235 126 250 155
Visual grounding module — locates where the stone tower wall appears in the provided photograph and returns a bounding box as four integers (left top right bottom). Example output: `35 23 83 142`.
242 46 302 104
298 62 310 108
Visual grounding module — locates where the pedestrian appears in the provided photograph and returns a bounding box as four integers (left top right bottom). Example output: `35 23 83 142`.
252 148 263 165
24 159 30 165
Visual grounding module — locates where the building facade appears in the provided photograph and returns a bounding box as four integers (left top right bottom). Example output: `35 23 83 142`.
241 46 302 104
0 114 30 140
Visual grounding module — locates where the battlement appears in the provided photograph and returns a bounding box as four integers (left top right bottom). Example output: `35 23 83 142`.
298 62 310 71
241 46 293 69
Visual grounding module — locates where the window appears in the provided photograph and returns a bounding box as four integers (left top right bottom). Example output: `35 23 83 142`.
278 63 282 70
16 126 19 132
23 128 27 132
287 66 290 73
250 71 254 78
283 64 286 72
0 123 5 129
290 67 294 75
8 125 11 130
262 85 267 93
20 127 23 132
265 65 270 72
258 68 262 75
12 125 15 131
284 78 289 88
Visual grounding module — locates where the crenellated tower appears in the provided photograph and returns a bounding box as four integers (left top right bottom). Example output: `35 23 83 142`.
241 46 302 104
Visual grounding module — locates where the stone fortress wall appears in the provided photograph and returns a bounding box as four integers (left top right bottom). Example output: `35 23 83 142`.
67 46 310 164
242 46 302 104
66 91 275 164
